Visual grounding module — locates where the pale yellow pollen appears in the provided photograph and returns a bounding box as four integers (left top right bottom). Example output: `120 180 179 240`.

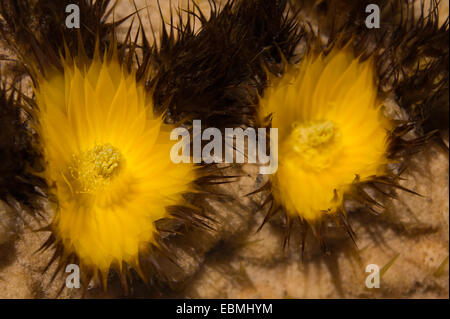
287 120 342 171
70 143 123 193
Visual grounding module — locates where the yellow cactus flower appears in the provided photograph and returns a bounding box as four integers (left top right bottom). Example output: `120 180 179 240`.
260 48 392 222
34 54 197 278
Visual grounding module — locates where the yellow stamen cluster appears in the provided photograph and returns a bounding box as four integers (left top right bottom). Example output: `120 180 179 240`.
69 144 122 193
287 120 342 171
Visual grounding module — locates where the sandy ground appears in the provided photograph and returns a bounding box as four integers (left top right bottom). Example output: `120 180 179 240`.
0 0 448 298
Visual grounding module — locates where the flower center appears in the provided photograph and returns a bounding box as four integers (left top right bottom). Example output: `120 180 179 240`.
287 120 342 171
70 143 123 193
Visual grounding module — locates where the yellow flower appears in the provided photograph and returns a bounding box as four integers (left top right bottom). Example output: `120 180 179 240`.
34 55 197 276
260 48 392 222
